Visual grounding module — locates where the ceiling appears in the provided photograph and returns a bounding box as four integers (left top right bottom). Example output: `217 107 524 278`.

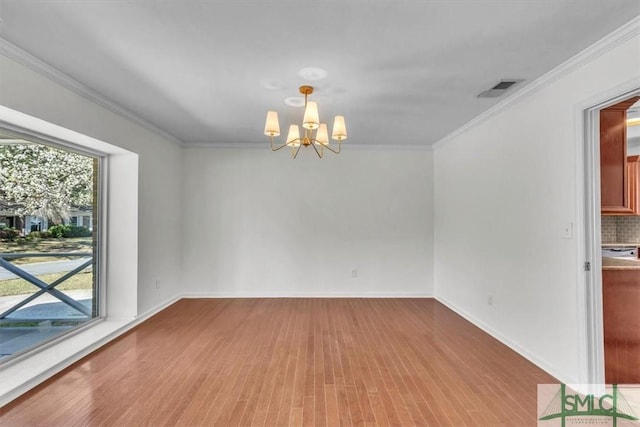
0 1 639 147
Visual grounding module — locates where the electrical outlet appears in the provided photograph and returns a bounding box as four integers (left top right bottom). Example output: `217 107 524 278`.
352 268 358 278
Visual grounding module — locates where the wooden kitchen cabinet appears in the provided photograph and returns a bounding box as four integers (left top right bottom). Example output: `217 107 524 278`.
627 155 640 215
601 96 640 215
602 269 640 384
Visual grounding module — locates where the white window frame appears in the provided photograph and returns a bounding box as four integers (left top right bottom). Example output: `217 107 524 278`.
0 122 108 344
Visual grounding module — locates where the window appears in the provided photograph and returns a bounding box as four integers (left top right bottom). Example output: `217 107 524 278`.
0 131 101 362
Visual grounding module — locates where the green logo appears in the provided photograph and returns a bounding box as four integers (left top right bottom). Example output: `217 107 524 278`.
539 384 639 426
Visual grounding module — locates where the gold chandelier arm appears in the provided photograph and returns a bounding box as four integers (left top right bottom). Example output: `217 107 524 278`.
271 137 300 151
291 142 303 159
270 136 291 152
314 140 341 155
309 140 323 158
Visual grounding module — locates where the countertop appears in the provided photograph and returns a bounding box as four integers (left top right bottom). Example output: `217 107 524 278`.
602 256 640 270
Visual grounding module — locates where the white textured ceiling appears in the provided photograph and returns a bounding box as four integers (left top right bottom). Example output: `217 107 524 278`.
0 1 639 146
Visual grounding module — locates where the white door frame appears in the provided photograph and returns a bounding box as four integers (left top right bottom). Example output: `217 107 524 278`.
579 82 640 385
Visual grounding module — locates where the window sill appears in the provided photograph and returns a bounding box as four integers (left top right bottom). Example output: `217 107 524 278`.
0 317 134 407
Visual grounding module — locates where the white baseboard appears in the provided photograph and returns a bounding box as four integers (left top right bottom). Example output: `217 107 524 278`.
435 296 574 385
182 292 434 298
134 295 182 321
0 295 181 407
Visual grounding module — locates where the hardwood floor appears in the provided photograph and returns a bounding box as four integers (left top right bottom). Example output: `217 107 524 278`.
0 299 556 426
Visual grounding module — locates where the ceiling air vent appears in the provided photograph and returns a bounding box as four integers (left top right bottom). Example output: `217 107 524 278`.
477 79 524 98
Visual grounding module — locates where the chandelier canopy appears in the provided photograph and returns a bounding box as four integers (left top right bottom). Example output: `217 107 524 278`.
264 86 347 159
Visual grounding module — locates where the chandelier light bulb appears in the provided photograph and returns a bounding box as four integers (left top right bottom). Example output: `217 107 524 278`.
331 115 347 141
286 125 300 146
264 111 280 136
316 123 329 146
303 101 320 130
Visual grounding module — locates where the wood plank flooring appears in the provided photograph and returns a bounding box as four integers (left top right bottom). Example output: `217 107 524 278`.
0 298 556 426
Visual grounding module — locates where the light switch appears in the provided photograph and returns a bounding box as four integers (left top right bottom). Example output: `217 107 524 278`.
562 222 573 239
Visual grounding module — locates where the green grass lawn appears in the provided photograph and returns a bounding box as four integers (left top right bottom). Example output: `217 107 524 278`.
0 238 93 264
1 237 95 296
0 271 93 297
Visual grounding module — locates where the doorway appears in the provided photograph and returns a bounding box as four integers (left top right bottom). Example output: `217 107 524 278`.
583 88 640 385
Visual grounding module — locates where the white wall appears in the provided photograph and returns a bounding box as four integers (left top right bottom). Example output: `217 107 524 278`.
433 30 640 383
183 147 434 297
0 52 184 314
0 48 184 404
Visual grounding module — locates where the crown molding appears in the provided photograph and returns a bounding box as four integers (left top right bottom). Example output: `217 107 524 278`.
335 143 433 151
433 15 640 150
184 142 265 149
184 141 433 151
0 37 184 147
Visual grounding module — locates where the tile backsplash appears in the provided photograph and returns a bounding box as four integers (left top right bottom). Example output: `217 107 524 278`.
601 216 640 243
602 216 618 243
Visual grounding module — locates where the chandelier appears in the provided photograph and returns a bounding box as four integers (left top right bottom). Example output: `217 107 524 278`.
264 86 347 158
